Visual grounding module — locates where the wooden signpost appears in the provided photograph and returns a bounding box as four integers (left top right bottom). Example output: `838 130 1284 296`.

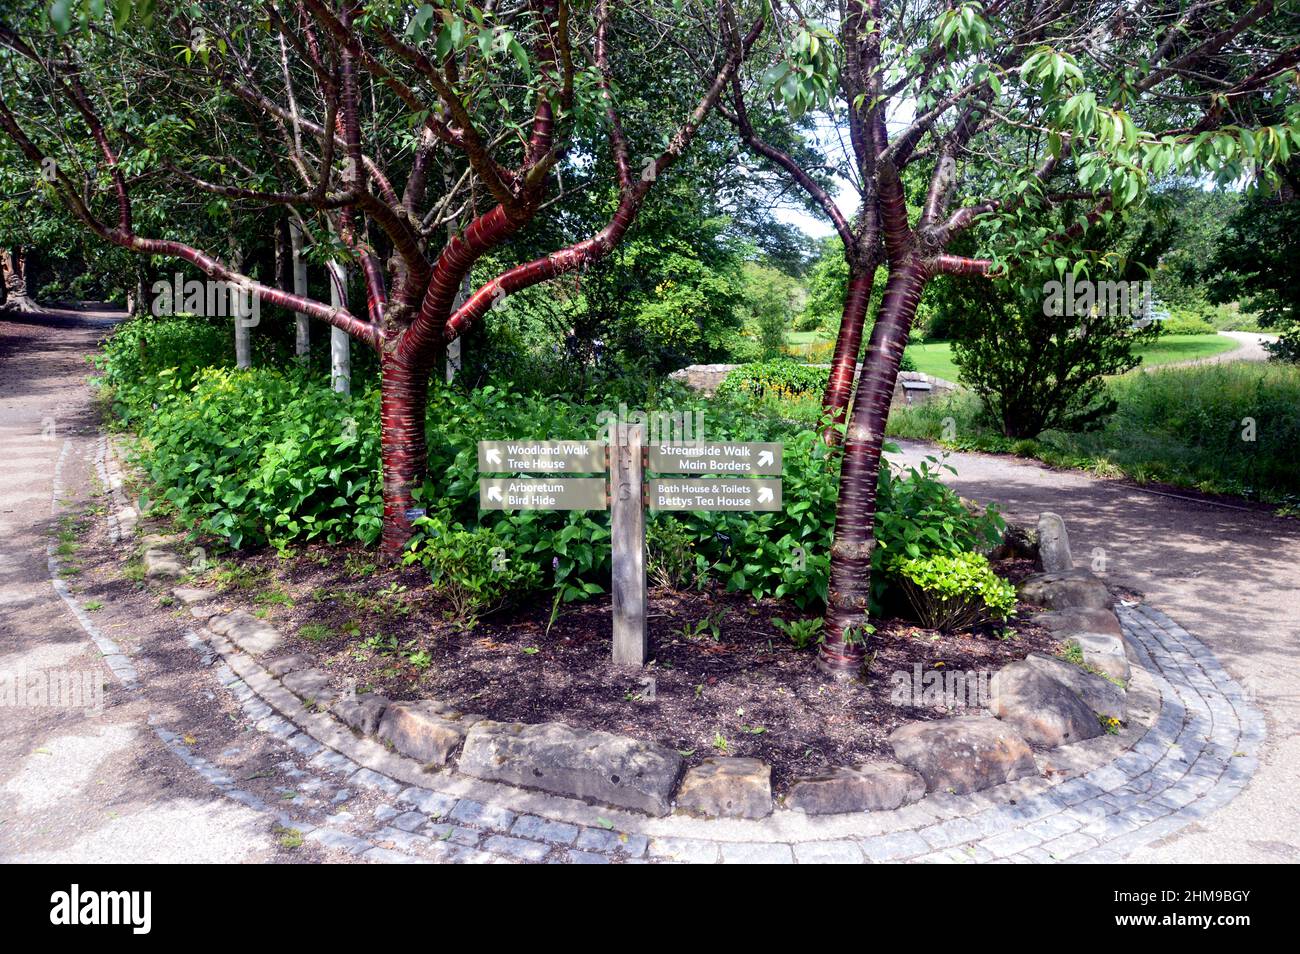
477 432 783 665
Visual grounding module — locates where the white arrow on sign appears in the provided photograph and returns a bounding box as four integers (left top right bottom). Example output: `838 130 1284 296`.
487 486 503 502
757 450 774 467
486 448 503 466
757 486 774 503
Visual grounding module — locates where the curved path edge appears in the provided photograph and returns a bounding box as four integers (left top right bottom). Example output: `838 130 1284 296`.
58 432 1266 863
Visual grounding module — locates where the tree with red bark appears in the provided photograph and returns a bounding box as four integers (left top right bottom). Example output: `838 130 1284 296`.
0 0 763 554
726 0 1300 675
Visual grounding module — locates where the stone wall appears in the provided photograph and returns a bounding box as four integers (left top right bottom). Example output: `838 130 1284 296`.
668 363 959 406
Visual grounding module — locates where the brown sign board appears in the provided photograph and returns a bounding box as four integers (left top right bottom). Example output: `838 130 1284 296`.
477 440 606 474
478 477 608 511
647 441 782 476
647 478 782 512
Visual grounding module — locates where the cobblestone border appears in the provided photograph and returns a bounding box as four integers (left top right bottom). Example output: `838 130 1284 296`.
71 436 1266 863
48 438 138 686
94 433 137 543
180 597 1263 862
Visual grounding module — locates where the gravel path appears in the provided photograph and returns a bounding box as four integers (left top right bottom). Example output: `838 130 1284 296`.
0 307 299 862
890 438 1300 863
1147 330 1277 370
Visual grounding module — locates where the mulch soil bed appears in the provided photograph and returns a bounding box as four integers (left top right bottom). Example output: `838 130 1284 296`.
188 545 1062 792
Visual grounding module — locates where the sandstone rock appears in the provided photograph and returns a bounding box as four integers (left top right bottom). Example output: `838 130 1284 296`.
1068 632 1125 656
1066 634 1132 683
990 661 1105 747
889 716 1036 795
208 610 282 656
1036 512 1073 572
1019 569 1112 610
459 720 683 816
333 693 389 736
281 668 338 708
1033 607 1123 638
786 761 925 814
377 700 481 767
171 586 214 606
143 548 185 579
1025 652 1126 722
675 758 772 819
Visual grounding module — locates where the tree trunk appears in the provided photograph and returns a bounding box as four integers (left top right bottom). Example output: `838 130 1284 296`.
289 220 310 360
0 248 38 312
230 240 251 369
819 260 928 677
327 261 351 393
378 349 432 558
819 267 874 440
131 260 150 316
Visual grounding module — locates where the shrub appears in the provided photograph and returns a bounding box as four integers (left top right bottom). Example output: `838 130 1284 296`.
647 518 708 591
402 517 542 629
716 359 829 400
944 272 1158 438
893 552 1017 631
93 316 232 424
873 455 1006 605
1159 312 1215 335
100 320 1009 614
134 366 384 548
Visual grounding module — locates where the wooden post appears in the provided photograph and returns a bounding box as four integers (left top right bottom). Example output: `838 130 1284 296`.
611 423 647 665
289 220 310 360
327 261 350 395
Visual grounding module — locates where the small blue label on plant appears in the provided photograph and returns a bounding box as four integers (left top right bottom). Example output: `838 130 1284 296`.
404 507 426 521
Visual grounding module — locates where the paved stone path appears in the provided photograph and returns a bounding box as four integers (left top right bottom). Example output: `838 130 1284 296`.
0 308 287 862
893 439 1299 863
0 307 1273 863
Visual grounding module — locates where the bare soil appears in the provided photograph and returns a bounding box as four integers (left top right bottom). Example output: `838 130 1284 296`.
150 540 1062 793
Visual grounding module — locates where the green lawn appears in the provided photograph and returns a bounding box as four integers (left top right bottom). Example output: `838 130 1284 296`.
901 334 1241 381
784 331 1241 381
1133 334 1241 367
902 341 962 381
786 330 826 345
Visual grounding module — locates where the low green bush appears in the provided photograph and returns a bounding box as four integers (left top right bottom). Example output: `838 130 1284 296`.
873 456 1006 608
893 552 1017 630
716 359 829 400
99 317 1011 615
1158 313 1215 335
402 516 542 629
135 365 384 548
93 316 233 424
